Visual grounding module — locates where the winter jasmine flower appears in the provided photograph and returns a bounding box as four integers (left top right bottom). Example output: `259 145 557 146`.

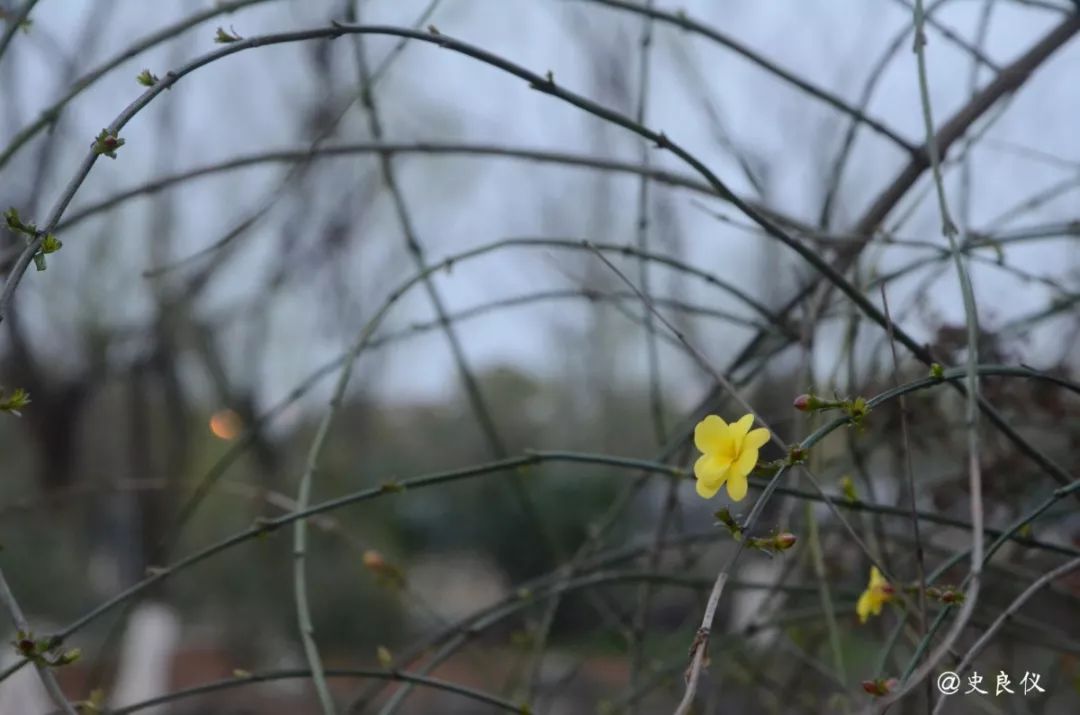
693 413 770 502
857 566 894 623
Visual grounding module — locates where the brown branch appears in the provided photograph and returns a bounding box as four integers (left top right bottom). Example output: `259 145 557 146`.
850 13 1080 252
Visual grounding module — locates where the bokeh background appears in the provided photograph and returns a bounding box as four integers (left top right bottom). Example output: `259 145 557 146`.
0 1 1078 713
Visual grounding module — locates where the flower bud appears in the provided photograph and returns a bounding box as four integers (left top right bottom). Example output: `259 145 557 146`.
362 549 385 571
92 128 125 159
774 532 797 550
793 392 841 412
362 550 406 589
840 475 858 503
940 588 964 604
861 678 898 696
786 445 808 465
376 645 393 669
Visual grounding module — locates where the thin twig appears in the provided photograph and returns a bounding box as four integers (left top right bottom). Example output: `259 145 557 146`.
581 246 898 713
0 566 77 714
879 285 928 671
889 0 1001 70
57 143 804 237
820 0 959 228
109 666 531 715
930 556 1080 714
871 4 985 708
0 0 39 66
0 362 1068 686
727 13 1080 487
152 0 441 294
0 0 280 171
626 6 669 704
288 6 452 712
580 0 917 153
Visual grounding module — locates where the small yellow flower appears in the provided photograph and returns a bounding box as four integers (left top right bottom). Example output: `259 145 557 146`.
856 566 894 623
693 413 770 502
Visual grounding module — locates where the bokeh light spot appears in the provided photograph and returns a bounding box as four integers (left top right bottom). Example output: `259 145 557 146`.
209 409 242 441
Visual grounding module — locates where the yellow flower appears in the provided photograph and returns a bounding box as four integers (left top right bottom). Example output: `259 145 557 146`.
693 413 770 501
856 566 894 623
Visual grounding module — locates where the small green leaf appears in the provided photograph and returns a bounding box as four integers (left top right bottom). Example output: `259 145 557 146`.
136 69 159 87
844 396 870 426
75 687 106 714
215 26 242 43
713 507 744 541
50 648 81 667
40 234 61 254
0 387 30 416
4 207 22 231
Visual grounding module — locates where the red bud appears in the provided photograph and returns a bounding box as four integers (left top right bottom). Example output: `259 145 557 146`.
861 678 897 696
774 533 797 550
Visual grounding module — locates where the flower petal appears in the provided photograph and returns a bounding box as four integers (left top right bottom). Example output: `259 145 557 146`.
726 472 748 502
743 427 770 451
731 413 755 441
695 474 724 499
856 591 872 624
694 415 728 454
694 454 730 483
733 445 759 479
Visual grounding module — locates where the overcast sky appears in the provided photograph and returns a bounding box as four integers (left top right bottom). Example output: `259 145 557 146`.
4 0 1077 413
